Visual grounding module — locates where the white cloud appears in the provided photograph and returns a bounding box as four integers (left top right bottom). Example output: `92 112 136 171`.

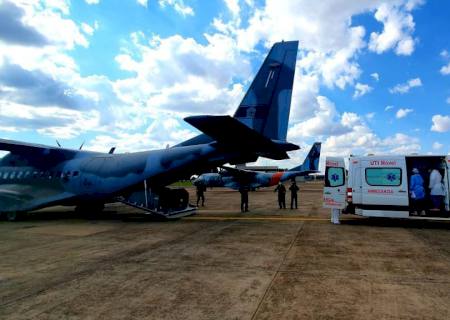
0 101 101 139
288 96 354 139
441 49 450 75
446 97 450 104
87 115 197 152
85 0 100 4
432 142 443 150
385 105 394 111
114 33 250 116
440 62 450 75
431 115 450 132
368 2 420 56
43 0 70 15
81 22 94 36
396 108 413 118
366 112 375 120
224 0 240 17
158 0 194 17
137 0 148 7
371 72 379 81
389 77 422 94
353 82 373 98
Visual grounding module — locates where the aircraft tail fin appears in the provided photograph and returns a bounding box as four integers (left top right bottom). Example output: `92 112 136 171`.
289 142 321 172
184 115 299 160
233 41 298 141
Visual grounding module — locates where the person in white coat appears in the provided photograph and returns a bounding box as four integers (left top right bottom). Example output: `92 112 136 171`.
429 168 445 211
331 208 340 224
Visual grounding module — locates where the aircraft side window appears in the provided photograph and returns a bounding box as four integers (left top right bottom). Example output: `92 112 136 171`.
365 168 402 186
3 172 7 179
325 167 345 187
10 171 16 179
17 172 23 179
24 172 31 179
39 171 45 178
57 171 62 179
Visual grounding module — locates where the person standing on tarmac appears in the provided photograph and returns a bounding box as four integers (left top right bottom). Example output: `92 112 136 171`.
409 168 425 216
196 181 206 207
239 185 249 212
429 168 445 212
289 180 299 209
274 182 286 209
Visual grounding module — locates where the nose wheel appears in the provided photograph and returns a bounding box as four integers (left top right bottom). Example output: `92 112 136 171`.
5 212 22 221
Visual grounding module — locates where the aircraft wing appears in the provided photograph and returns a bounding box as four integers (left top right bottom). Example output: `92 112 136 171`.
0 184 76 213
221 165 259 178
0 138 95 161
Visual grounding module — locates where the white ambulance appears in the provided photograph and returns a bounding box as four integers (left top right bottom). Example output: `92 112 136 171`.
323 155 450 219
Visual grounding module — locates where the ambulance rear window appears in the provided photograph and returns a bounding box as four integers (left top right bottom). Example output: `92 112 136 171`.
365 168 402 186
325 167 345 187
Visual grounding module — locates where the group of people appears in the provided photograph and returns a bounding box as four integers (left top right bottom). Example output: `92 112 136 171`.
196 180 301 213
409 167 446 216
274 181 299 209
240 180 300 212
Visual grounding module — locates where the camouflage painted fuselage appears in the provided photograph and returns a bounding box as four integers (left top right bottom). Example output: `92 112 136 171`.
196 170 305 191
0 143 238 213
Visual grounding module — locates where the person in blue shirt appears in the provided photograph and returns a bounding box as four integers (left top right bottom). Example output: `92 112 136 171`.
409 168 426 216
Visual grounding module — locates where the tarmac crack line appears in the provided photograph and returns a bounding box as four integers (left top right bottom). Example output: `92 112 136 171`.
250 221 305 320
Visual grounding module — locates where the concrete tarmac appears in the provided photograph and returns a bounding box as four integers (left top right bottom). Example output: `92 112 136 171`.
1 182 450 319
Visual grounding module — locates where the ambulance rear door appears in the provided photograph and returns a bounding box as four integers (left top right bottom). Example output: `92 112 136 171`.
323 157 346 209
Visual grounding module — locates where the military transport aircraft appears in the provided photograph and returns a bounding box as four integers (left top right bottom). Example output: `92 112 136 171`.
0 41 299 221
193 142 321 190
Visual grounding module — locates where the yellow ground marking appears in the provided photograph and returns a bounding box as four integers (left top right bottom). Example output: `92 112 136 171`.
184 216 360 222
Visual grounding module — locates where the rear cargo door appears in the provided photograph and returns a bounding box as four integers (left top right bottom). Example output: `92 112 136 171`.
444 156 450 211
323 157 346 209
361 157 408 207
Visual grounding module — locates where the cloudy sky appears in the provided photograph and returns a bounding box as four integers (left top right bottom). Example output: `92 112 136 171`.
0 0 449 169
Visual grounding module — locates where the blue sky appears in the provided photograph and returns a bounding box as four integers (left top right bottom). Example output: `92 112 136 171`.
0 0 450 169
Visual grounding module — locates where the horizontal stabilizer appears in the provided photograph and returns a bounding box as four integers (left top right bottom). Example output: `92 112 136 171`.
184 115 299 160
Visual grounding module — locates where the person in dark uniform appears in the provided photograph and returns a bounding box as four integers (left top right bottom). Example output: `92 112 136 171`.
289 180 299 209
239 185 249 212
274 182 286 209
196 181 206 207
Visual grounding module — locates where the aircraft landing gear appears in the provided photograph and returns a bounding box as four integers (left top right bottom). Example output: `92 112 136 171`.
75 203 105 219
5 212 22 221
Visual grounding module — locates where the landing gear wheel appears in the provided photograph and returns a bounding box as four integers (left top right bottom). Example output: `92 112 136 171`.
6 212 21 221
75 203 105 219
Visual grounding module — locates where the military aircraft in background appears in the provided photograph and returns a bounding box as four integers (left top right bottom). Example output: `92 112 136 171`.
193 142 321 190
0 41 299 220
